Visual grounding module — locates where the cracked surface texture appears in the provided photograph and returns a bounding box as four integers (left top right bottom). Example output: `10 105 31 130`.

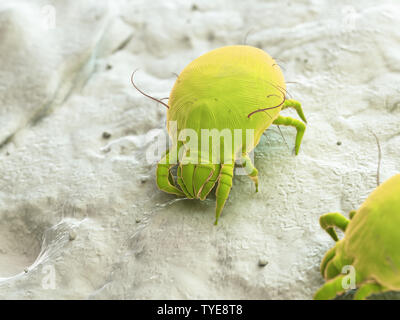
0 0 399 299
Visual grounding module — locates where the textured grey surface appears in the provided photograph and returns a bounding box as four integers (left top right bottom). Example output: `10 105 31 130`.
0 0 399 299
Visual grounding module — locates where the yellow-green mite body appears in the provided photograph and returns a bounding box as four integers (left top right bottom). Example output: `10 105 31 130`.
156 45 307 224
315 174 400 300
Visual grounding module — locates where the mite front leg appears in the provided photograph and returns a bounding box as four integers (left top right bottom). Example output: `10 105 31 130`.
177 165 194 198
199 165 221 200
313 275 348 300
319 213 350 242
214 163 234 225
193 163 215 198
353 282 385 300
320 246 337 278
272 115 306 155
177 163 196 198
323 254 342 280
240 153 259 192
156 148 185 197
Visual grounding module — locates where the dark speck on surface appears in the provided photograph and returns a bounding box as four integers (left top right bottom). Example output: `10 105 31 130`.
258 258 268 267
102 132 111 139
207 32 215 42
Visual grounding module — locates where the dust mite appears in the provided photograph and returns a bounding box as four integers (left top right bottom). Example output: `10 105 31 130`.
315 174 400 300
132 45 307 224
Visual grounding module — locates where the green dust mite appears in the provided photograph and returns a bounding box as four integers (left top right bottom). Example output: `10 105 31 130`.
314 174 400 300
132 45 307 224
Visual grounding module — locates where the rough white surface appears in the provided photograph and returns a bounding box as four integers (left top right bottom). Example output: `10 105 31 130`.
0 0 399 299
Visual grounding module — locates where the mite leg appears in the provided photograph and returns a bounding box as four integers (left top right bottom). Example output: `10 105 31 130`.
349 210 357 219
320 246 337 278
193 163 215 198
199 165 221 200
324 257 342 280
272 115 306 155
353 282 385 300
214 163 234 225
282 99 307 123
156 148 185 196
313 275 348 300
177 164 195 198
319 213 350 242
240 153 259 192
